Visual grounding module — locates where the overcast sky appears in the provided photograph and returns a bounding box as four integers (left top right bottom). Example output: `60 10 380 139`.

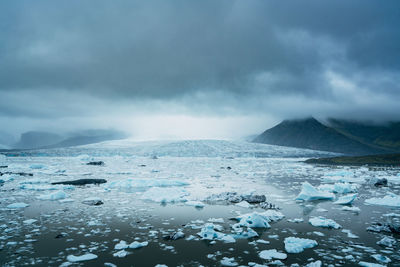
1 0 399 140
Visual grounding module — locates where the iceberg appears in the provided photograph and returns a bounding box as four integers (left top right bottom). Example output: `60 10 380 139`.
309 216 341 229
129 241 148 249
334 194 357 205
67 253 97 262
358 261 386 267
296 182 335 201
258 249 287 260
7 202 29 209
37 190 68 200
371 254 391 264
220 257 238 266
377 236 396 247
342 206 360 212
234 210 285 229
284 237 318 253
365 193 400 207
306 261 322 267
140 187 189 203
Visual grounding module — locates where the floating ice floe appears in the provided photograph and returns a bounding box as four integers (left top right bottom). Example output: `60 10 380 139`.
235 201 252 208
82 197 103 206
318 182 358 194
113 250 128 258
23 219 37 224
37 190 68 200
342 206 361 212
67 253 98 262
258 249 287 260
105 178 189 191
208 218 224 223
140 187 189 203
7 202 29 209
342 229 359 238
30 164 46 169
234 210 285 229
296 182 334 201
231 227 258 239
220 257 238 266
284 237 318 253
185 201 205 208
358 261 386 267
377 236 396 247
306 261 322 267
371 254 391 264
334 193 357 205
197 223 235 243
114 240 148 250
309 216 341 229
365 193 400 207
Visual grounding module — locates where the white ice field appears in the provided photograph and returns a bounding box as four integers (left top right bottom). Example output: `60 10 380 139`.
1 139 400 266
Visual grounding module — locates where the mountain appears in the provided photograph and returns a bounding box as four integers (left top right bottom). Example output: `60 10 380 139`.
12 129 127 150
253 117 396 155
13 131 64 149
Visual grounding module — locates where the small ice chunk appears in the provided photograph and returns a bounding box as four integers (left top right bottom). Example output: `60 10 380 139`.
185 201 205 208
197 223 235 243
284 237 318 253
141 187 189 203
318 182 358 194
129 241 148 249
305 261 322 267
342 206 360 212
220 257 238 266
296 182 334 201
342 229 359 238
37 190 68 200
67 253 98 262
309 216 341 229
334 194 357 205
371 254 391 264
82 197 103 206
259 249 287 260
114 240 128 250
23 219 37 224
288 218 303 223
235 201 252 208
113 250 128 258
7 202 29 209
365 193 400 207
358 261 386 267
234 212 270 228
208 218 224 223
377 236 396 247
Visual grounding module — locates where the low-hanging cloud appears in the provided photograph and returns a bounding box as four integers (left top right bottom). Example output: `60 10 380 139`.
0 0 399 139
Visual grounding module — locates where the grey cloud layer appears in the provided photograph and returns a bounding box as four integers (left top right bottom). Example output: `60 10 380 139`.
0 0 399 124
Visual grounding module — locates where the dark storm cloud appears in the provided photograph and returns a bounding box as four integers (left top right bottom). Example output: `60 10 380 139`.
0 0 400 137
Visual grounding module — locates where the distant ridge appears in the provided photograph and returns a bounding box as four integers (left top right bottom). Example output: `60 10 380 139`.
253 117 398 155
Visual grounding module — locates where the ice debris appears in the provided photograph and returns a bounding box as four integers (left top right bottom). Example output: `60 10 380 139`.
309 216 341 229
296 182 334 201
365 193 400 207
197 223 235 243
220 257 238 266
105 178 188 190
37 190 68 200
377 236 396 247
358 261 386 267
67 253 98 262
114 240 148 250
7 202 29 209
234 210 284 229
318 182 358 194
334 193 357 205
371 254 391 264
140 187 189 203
284 237 318 253
258 249 287 260
82 197 103 206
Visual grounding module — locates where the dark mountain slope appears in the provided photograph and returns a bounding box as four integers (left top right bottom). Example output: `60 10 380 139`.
253 118 388 155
